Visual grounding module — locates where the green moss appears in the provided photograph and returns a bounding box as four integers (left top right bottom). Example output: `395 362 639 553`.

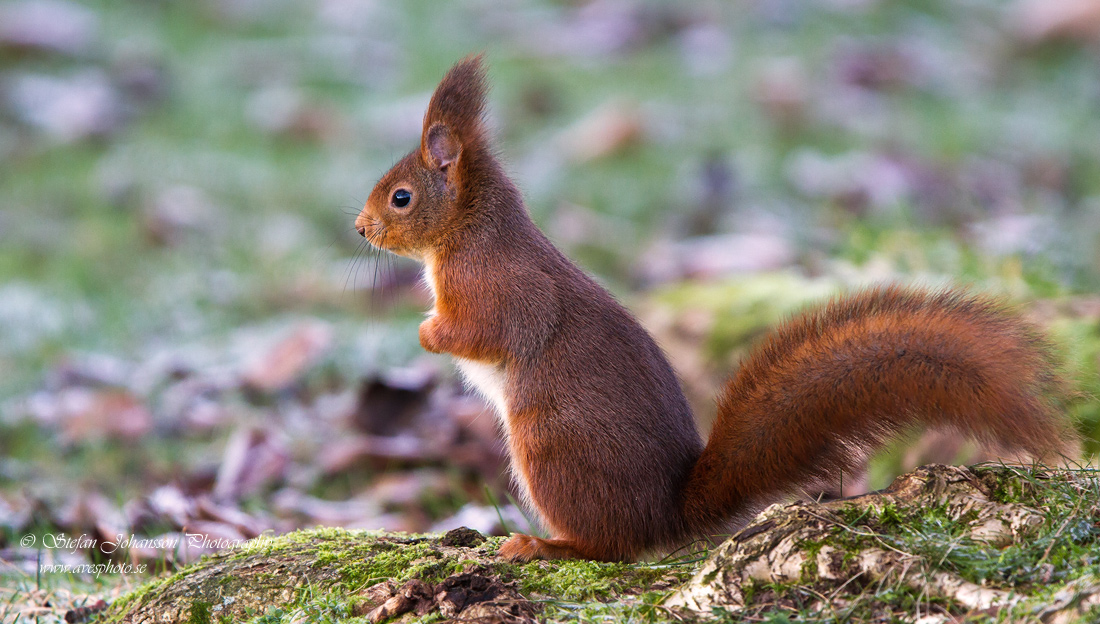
105 529 441 622
835 502 872 527
974 464 1042 505
538 587 685 624
519 561 601 600
248 607 286 623
514 559 676 603
876 503 904 530
105 566 190 617
189 600 211 624
798 539 823 581
335 540 443 587
701 567 719 585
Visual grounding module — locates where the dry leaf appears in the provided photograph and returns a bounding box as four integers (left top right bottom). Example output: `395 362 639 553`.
240 322 333 393
558 101 645 163
0 0 99 56
213 426 289 501
32 388 153 444
1012 0 1100 44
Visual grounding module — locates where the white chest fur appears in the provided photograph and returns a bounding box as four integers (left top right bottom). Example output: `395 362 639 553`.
456 356 537 516
423 260 509 422
454 357 509 423
424 260 508 420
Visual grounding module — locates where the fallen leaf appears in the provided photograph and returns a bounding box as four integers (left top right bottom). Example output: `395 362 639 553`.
639 233 795 284
28 388 153 444
240 322 333 393
52 491 128 558
213 426 290 501
0 0 99 56
141 185 218 247
6 70 124 143
753 57 809 131
349 370 435 436
0 492 33 538
317 433 432 473
557 101 645 163
366 579 434 623
130 484 194 530
270 488 412 530
430 503 530 537
1011 0 1100 44
194 497 270 538
832 41 916 91
367 470 451 510
180 520 246 547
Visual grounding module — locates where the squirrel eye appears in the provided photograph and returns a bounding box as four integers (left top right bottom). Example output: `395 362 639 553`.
391 189 411 208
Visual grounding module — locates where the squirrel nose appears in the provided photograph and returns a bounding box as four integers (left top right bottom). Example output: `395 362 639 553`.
356 225 366 237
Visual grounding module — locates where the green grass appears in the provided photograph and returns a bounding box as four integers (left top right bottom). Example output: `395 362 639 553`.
3 0 1099 400
3 0 1100 613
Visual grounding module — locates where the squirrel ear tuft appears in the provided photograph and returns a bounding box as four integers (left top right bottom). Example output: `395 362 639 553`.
421 54 487 162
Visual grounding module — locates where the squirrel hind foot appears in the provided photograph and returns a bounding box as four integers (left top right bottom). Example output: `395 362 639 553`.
499 534 619 562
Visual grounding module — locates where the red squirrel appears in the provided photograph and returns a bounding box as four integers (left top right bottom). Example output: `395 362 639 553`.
354 56 1070 562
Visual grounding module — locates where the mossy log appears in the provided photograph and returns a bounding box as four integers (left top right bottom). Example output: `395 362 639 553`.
105 465 1099 623
105 528 547 623
667 464 1100 622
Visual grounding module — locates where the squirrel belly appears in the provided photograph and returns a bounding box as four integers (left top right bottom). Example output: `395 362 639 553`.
355 55 1072 563
454 357 509 423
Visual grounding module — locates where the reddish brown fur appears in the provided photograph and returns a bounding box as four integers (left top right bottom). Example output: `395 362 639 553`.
681 287 1068 536
356 57 1071 562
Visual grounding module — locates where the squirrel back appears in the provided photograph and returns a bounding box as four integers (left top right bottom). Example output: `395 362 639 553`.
355 56 1072 562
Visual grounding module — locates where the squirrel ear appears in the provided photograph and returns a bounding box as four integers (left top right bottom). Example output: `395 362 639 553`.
425 123 460 171
422 54 487 159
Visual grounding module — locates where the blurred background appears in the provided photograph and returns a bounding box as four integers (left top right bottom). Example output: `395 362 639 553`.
2 0 1100 604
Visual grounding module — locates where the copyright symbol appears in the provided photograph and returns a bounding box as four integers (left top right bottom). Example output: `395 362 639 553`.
20 535 35 547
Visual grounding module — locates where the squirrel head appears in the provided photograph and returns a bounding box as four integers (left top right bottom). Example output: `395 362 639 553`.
356 54 489 259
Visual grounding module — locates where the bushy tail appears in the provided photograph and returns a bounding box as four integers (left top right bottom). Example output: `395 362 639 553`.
681 286 1070 535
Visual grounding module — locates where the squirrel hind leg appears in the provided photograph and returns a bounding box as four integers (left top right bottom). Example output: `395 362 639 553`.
499 534 626 562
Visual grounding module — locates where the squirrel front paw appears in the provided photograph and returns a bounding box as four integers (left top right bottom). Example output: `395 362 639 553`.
418 316 445 353
499 534 593 562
